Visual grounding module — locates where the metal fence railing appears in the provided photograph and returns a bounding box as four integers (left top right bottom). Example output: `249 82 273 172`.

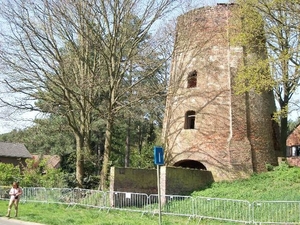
252 201 300 224
23 187 48 203
72 188 110 209
111 192 149 213
149 194 194 217
193 197 251 224
1 186 300 224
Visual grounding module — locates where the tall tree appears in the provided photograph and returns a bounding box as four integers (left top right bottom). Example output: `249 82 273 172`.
232 0 300 155
0 0 179 189
0 0 104 187
86 1 175 189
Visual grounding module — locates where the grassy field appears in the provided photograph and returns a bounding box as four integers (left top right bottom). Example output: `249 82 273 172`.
0 163 299 225
0 201 231 225
191 162 300 201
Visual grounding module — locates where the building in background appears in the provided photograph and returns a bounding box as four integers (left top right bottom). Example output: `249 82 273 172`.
0 142 32 168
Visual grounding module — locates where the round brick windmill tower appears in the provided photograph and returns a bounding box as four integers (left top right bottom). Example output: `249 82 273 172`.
162 3 280 181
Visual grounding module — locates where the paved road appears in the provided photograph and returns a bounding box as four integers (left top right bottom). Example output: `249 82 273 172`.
0 217 45 225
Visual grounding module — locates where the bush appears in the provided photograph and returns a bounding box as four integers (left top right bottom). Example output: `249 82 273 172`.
21 158 67 188
265 163 274 171
0 163 21 185
40 168 68 188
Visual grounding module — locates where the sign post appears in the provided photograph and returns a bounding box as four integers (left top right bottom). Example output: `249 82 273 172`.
154 146 164 225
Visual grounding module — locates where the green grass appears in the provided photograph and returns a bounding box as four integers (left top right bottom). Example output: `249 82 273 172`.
192 163 300 201
0 201 228 225
1 163 300 225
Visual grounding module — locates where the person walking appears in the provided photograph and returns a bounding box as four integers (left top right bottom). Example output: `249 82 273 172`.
6 182 22 217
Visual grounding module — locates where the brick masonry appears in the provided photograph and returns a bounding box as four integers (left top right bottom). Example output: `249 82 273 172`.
162 4 279 182
110 166 214 196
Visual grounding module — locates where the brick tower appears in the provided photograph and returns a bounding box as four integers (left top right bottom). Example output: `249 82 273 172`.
162 4 279 181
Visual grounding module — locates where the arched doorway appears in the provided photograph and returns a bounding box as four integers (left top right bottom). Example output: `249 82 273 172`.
174 160 207 170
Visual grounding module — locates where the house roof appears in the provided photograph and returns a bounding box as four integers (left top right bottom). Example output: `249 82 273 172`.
287 124 300 146
32 154 61 169
0 142 32 158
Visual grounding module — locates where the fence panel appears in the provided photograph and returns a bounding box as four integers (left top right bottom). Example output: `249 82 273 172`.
253 201 300 224
45 188 73 205
3 186 300 225
22 187 47 203
72 188 110 209
194 197 251 223
0 186 9 200
111 192 149 213
148 194 194 217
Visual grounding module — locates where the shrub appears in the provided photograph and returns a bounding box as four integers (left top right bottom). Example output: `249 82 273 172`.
0 163 21 185
22 158 67 187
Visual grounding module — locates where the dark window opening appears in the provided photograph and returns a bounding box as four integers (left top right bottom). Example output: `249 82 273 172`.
185 111 195 129
174 160 207 170
287 146 300 157
187 70 197 88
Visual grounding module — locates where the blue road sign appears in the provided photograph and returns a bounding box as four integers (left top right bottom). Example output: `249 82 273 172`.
154 146 164 165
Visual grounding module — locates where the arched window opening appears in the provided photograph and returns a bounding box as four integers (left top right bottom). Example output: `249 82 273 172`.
187 70 197 88
174 160 207 170
185 111 196 129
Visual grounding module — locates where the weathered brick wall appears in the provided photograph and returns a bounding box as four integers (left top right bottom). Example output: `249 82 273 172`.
287 125 300 146
163 4 278 182
160 166 214 196
110 166 214 196
247 91 279 172
163 5 245 181
286 157 300 167
109 167 157 194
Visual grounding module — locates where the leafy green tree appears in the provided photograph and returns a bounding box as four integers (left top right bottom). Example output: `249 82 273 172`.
24 116 75 156
0 0 197 189
232 0 300 155
21 159 67 188
0 163 21 186
39 168 68 188
0 0 100 187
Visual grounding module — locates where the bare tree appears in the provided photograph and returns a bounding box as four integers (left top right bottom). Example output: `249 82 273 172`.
0 0 103 187
0 0 203 189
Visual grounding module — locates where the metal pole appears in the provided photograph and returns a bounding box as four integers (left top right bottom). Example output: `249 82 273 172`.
157 164 162 225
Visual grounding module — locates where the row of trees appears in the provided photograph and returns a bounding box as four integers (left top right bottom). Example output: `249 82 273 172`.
0 0 201 189
0 0 176 189
0 112 159 188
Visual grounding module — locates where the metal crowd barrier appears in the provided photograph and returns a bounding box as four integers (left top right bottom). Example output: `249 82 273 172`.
0 186 9 200
20 187 110 209
1 186 300 224
194 197 251 224
22 187 48 203
72 188 110 209
149 194 194 217
252 201 300 224
111 192 148 213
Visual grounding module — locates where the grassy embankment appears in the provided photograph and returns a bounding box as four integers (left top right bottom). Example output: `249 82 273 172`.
0 163 299 225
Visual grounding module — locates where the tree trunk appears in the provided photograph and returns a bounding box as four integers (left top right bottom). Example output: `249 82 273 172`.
99 118 113 190
75 133 84 187
125 118 131 167
280 116 288 157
